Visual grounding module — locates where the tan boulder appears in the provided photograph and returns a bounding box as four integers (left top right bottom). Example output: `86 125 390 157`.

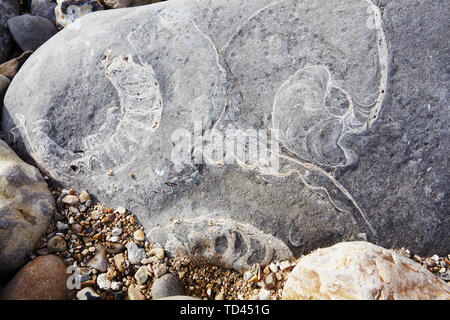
0 139 55 276
282 241 450 300
0 255 70 300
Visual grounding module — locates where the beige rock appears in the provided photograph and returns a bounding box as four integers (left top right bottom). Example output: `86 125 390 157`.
0 255 70 300
0 139 55 276
62 195 79 206
113 253 125 272
0 50 33 80
134 265 148 285
127 284 144 300
282 241 450 300
133 229 145 242
149 247 164 260
78 190 90 203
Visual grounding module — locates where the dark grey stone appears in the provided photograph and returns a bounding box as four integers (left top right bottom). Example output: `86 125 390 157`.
0 0 19 63
2 0 449 267
7 14 58 52
31 0 57 23
151 273 185 299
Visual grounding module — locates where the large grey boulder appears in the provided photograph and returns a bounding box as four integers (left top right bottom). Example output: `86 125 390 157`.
0 0 19 64
0 139 55 277
2 0 449 267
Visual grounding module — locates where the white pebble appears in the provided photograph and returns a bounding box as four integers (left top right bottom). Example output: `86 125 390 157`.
96 273 111 290
111 227 122 236
115 207 126 214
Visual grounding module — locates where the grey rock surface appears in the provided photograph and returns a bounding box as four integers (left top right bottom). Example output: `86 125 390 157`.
0 0 19 64
151 273 185 299
0 139 55 277
7 14 58 52
2 0 449 266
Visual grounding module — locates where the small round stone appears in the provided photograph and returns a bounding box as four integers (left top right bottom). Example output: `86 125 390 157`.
151 273 185 299
78 190 91 203
47 235 67 253
62 195 79 206
134 265 148 285
133 229 145 242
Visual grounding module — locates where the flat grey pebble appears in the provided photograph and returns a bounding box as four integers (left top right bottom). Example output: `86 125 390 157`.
151 273 184 300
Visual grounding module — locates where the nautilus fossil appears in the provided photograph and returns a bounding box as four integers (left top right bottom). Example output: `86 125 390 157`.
272 66 350 166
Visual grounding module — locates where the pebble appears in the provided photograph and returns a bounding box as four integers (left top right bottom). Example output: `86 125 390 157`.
151 273 185 299
153 262 168 278
269 263 278 274
134 265 149 285
149 247 165 260
62 195 79 206
133 229 145 242
264 273 276 290
31 0 56 23
87 245 107 272
76 287 100 300
431 255 440 262
78 267 91 276
111 227 122 236
78 190 90 203
96 273 111 290
113 253 125 272
441 273 450 281
109 236 119 242
257 288 271 300
141 256 158 265
55 0 104 29
47 235 67 253
105 242 125 254
7 14 58 52
56 221 69 231
279 261 292 271
111 281 121 291
69 206 79 214
243 271 253 282
127 284 145 300
126 242 146 265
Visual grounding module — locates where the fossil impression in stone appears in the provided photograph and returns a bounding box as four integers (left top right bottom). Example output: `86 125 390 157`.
147 216 293 271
